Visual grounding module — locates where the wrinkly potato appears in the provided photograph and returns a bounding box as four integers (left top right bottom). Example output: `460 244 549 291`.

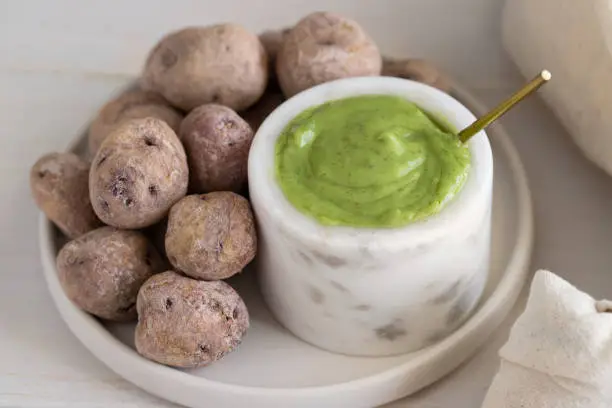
89 117 188 229
382 58 451 93
276 12 382 97
88 88 184 156
180 104 254 193
240 86 285 132
56 226 164 321
165 192 257 280
30 152 101 239
135 271 249 368
259 28 290 78
142 24 268 111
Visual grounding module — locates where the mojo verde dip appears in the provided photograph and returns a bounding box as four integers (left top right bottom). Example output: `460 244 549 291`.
274 94 471 227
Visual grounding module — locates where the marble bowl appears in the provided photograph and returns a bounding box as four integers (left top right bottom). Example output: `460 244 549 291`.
248 76 494 356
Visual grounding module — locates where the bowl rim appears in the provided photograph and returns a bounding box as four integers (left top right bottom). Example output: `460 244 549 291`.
248 76 494 252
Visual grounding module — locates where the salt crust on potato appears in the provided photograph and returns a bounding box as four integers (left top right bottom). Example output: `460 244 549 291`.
30 152 101 239
382 58 451 92
89 117 188 229
259 28 290 78
165 192 257 281
56 226 164 321
180 104 254 193
276 11 382 97
88 88 183 156
135 271 249 368
142 24 268 112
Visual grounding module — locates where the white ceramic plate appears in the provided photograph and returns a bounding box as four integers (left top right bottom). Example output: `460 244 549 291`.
38 83 533 408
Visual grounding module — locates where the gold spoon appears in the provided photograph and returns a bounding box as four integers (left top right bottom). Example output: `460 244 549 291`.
458 70 551 143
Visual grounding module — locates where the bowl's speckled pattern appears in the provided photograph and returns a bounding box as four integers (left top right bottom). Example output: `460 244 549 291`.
248 77 494 356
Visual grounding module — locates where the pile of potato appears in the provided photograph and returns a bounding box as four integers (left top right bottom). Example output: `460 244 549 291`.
29 11 450 369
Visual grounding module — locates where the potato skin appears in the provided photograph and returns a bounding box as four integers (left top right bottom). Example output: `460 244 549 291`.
382 58 451 93
142 24 268 111
56 226 164 321
276 12 382 97
180 104 254 193
30 152 101 239
165 192 257 280
143 217 169 261
89 117 189 229
88 88 184 156
259 28 290 79
135 271 249 368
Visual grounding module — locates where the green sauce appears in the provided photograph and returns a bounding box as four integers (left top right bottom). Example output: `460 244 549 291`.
274 94 471 228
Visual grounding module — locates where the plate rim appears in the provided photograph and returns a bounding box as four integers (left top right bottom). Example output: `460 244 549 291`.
37 81 534 406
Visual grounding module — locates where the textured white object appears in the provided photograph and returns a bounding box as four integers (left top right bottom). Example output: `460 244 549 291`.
36 83 533 408
502 0 612 176
481 270 612 408
248 76 493 356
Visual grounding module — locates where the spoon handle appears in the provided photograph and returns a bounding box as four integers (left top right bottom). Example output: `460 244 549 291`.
458 70 551 143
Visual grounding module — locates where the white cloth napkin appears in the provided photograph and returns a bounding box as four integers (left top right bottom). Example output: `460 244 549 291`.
481 270 612 408
503 0 612 178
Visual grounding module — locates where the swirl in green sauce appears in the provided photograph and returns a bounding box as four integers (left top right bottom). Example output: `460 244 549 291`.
274 94 471 228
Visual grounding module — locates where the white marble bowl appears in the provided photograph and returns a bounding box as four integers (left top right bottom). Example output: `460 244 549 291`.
248 77 494 356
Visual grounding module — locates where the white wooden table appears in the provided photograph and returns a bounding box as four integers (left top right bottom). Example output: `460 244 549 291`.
3 1 612 407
